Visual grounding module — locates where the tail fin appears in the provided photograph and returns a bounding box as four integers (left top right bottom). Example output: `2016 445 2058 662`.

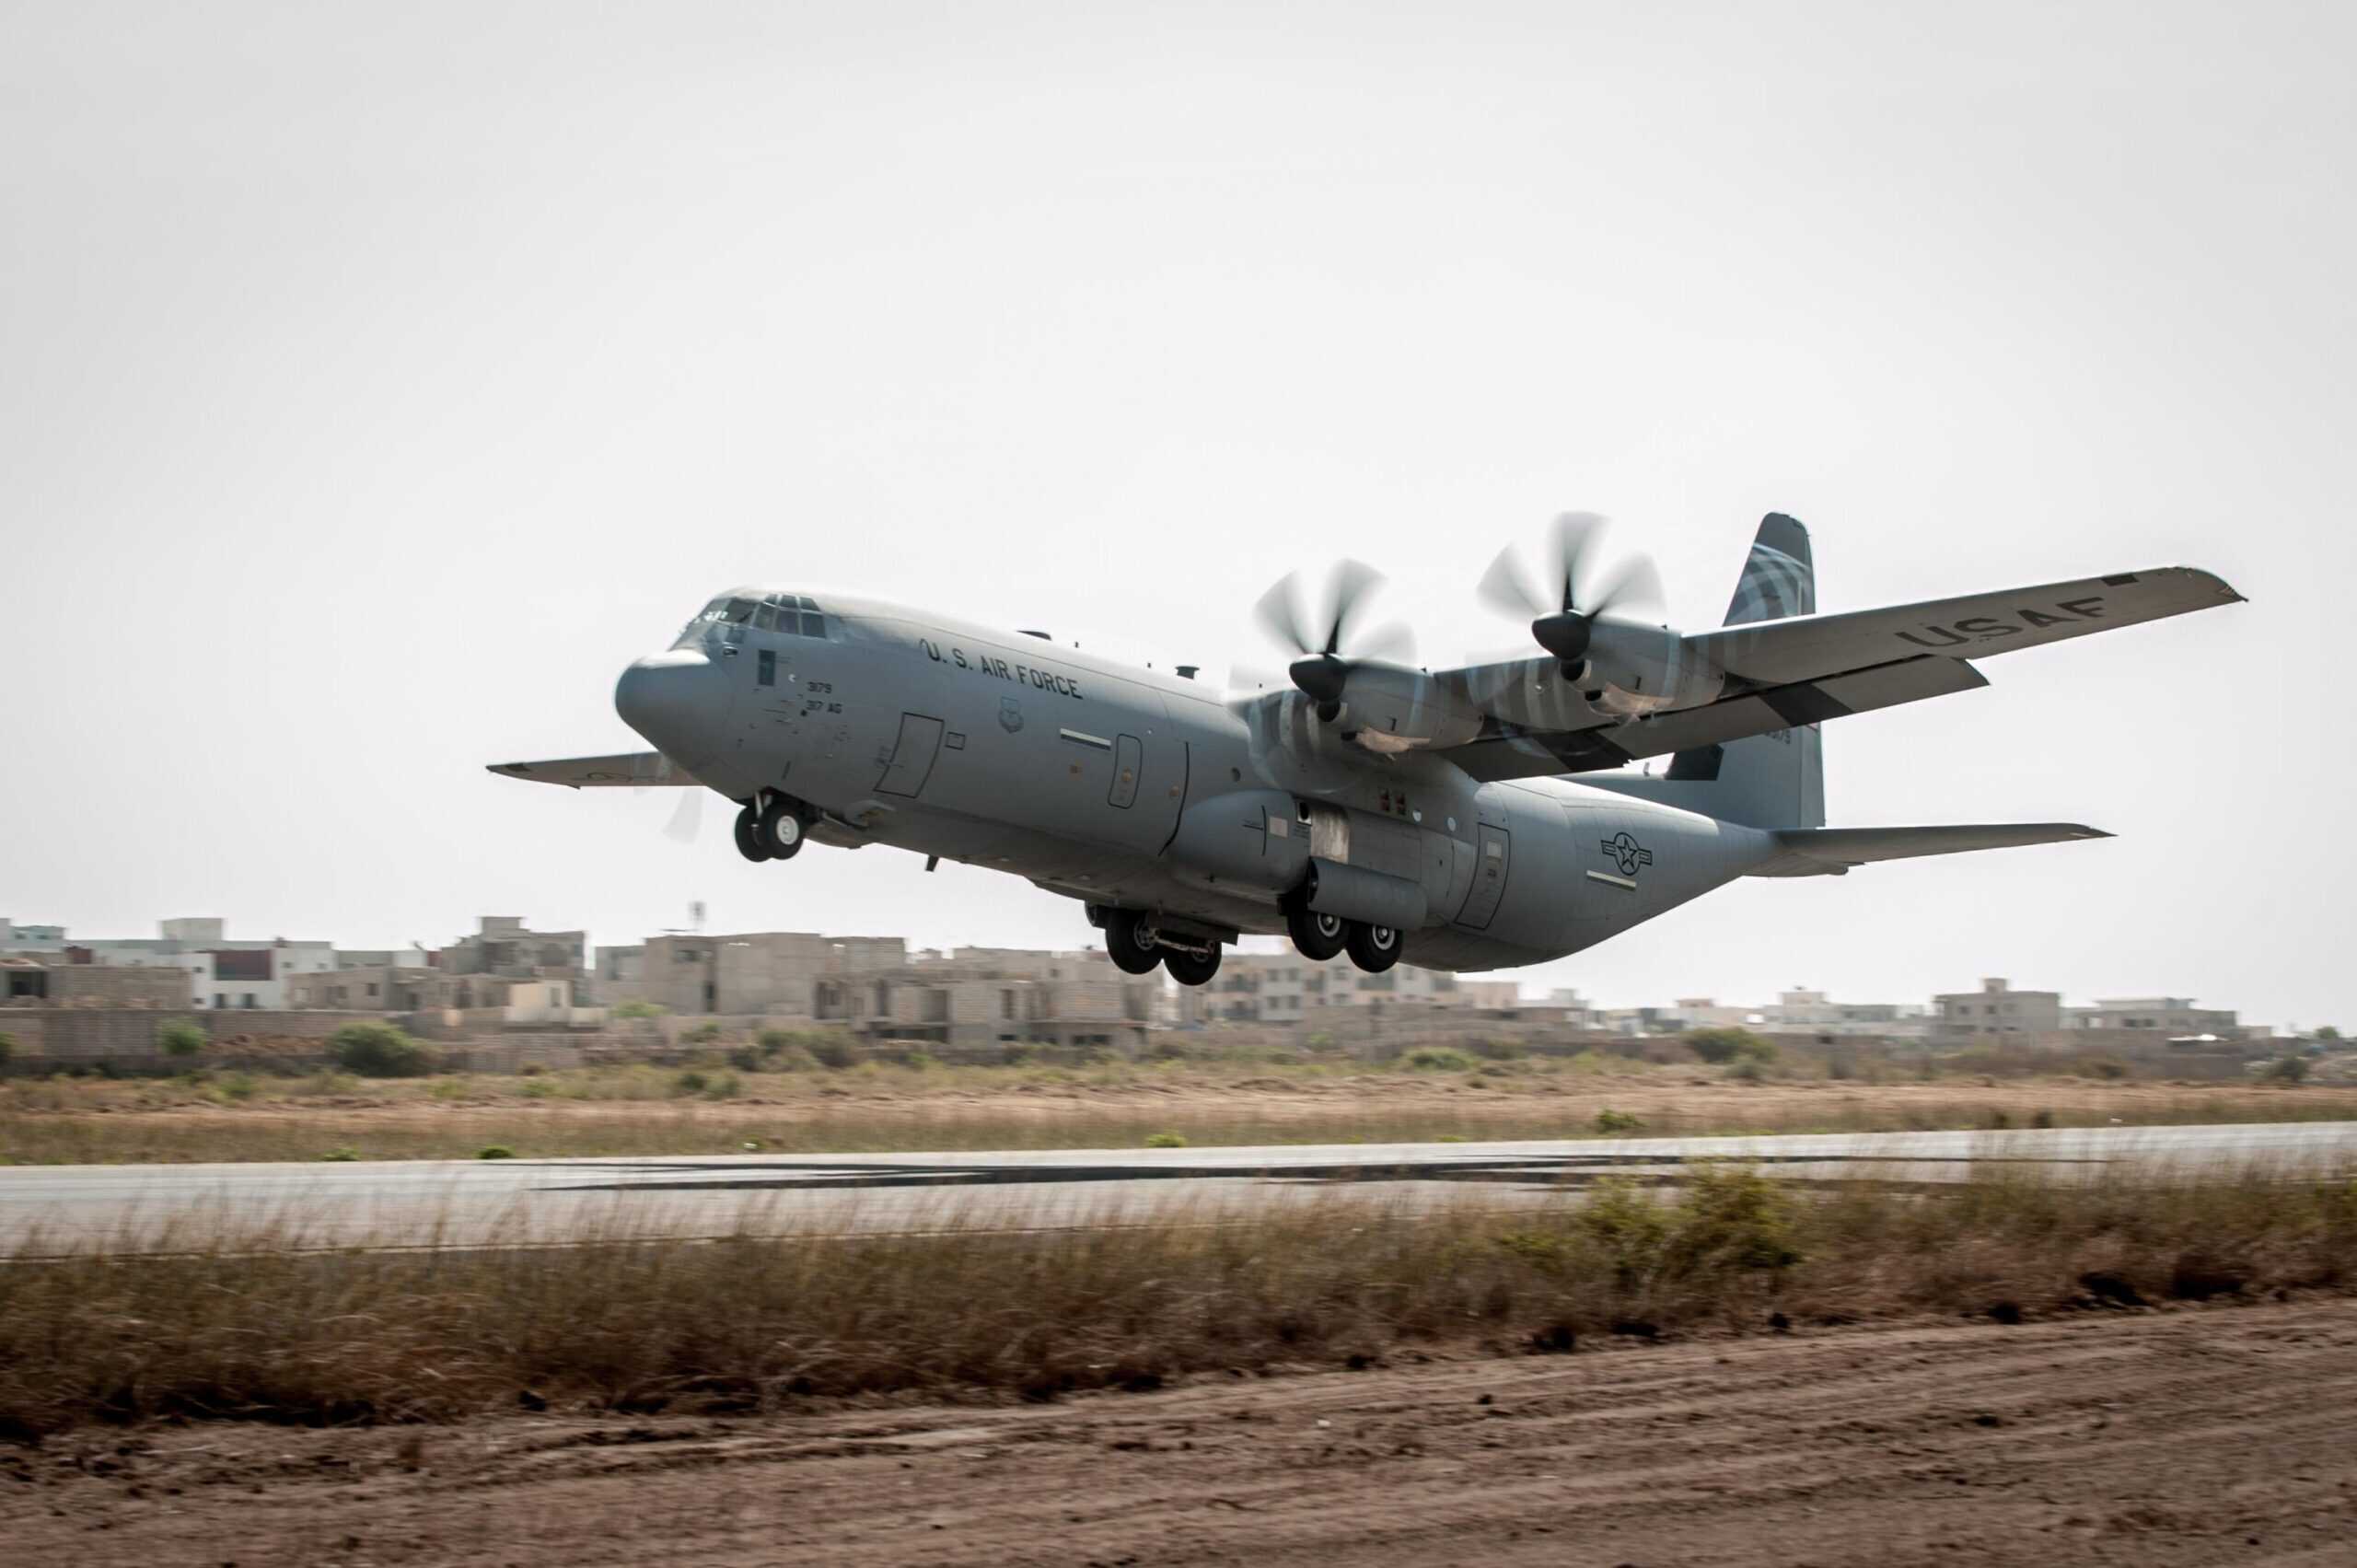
1580 514 1827 829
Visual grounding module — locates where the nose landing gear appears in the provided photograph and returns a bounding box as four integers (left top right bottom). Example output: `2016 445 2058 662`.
734 792 810 863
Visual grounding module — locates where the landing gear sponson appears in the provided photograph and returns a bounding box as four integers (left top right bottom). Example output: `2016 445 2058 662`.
734 791 810 864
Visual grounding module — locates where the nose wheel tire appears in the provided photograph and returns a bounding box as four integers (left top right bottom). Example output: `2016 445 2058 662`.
1163 946 1222 987
1286 906 1349 962
732 804 773 863
756 795 807 859
1103 909 1163 976
1344 922 1403 973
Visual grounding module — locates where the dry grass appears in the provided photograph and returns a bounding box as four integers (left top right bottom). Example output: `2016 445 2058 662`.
3 1063 2350 1166
5 1166 2355 1439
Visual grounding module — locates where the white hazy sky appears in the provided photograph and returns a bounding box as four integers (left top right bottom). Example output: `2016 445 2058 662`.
4 2 2350 1025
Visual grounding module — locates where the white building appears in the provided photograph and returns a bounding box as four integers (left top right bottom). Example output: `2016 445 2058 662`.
31 918 340 1010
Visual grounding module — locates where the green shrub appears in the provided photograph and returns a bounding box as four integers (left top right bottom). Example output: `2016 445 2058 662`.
807 1035 857 1070
157 1018 208 1058
1685 1028 1776 1065
517 1077 556 1099
2076 1055 2131 1081
613 1000 667 1020
0 1031 14 1066
1594 1108 1643 1133
701 1071 742 1101
1727 1057 1769 1083
672 1070 709 1096
682 1022 724 1045
325 1023 437 1078
1144 1131 1188 1148
726 1045 764 1074
217 1072 259 1102
319 1146 360 1162
1404 1047 1477 1073
2263 1054 2310 1085
476 1145 516 1160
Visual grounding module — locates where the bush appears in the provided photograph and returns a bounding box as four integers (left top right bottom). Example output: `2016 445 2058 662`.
1144 1131 1188 1148
726 1045 764 1074
1594 1108 1643 1133
476 1145 516 1160
1404 1047 1477 1073
672 1070 709 1096
701 1071 742 1101
2263 1054 2310 1085
325 1023 438 1078
319 1146 360 1161
0 1031 14 1066
613 1000 667 1020
1685 1028 1776 1066
682 1022 724 1045
807 1035 857 1070
157 1018 208 1058
2075 1055 2131 1082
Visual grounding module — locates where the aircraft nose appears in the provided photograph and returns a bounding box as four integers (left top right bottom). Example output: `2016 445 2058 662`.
614 650 722 758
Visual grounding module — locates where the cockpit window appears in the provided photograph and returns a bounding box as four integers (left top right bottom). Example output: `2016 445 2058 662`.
724 598 756 623
752 603 777 632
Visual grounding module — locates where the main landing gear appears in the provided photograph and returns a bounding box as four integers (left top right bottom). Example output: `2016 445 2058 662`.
1100 908 1225 987
733 792 809 863
1286 901 1402 974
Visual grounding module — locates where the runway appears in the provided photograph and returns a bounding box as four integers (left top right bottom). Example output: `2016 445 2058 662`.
4 1120 2350 1254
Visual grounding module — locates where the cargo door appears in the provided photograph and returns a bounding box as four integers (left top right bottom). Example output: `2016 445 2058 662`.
1454 824 1511 930
876 713 946 797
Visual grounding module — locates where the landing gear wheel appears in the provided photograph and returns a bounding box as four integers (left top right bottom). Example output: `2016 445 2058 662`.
1286 906 1349 961
756 795 806 859
733 803 773 863
1103 910 1163 976
1163 946 1222 987
1344 922 1403 974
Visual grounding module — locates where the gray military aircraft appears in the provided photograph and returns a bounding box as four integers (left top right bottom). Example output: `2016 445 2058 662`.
492 515 2241 986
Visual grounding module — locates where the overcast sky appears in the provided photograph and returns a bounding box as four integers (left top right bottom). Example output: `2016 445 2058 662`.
4 2 2349 1025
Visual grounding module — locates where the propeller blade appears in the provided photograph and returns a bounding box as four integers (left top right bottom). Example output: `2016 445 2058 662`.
1477 545 1547 619
1352 620 1418 667
1589 553 1666 621
1321 559 1384 655
663 788 704 844
1545 512 1610 611
1252 572 1315 656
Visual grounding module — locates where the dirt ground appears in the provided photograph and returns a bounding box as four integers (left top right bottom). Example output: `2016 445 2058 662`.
8 1300 2354 1566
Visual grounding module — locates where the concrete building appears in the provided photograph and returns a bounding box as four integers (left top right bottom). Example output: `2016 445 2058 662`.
435 916 586 979
0 921 67 951
1933 978 2064 1039
1183 953 1513 1027
13 919 341 1010
285 966 445 1012
2 956 192 1008
2066 997 2243 1037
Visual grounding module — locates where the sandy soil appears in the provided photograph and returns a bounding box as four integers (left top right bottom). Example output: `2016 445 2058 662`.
9 1301 2354 1566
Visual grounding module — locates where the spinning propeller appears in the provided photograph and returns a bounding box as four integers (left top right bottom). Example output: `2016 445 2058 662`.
1252 560 1416 722
1478 512 1665 676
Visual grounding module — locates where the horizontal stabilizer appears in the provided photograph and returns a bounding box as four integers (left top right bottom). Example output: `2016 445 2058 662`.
486 751 700 789
1748 822 2110 877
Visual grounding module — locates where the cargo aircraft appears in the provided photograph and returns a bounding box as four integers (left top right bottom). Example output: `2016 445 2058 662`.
492 515 2241 986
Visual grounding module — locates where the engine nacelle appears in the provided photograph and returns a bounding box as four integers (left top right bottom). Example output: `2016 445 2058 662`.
1332 663 1485 753
1575 623 1725 717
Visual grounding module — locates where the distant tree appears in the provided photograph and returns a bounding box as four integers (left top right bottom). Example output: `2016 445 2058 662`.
326 1022 439 1078
157 1018 208 1058
2263 1054 2310 1086
1685 1028 1777 1066
2316 1026 2343 1043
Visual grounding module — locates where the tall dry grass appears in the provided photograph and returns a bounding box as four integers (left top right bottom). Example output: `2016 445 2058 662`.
4 1166 2354 1439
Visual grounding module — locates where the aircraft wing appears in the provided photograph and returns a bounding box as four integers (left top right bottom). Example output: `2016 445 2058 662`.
485 751 701 788
1747 822 2111 877
1440 653 1991 782
1432 563 2239 783
1688 565 2242 686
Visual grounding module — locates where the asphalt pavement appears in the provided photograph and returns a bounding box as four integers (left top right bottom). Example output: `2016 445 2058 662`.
4 1120 2350 1254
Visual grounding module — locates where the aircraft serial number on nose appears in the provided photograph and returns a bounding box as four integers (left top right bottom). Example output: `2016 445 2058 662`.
917 639 1085 699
